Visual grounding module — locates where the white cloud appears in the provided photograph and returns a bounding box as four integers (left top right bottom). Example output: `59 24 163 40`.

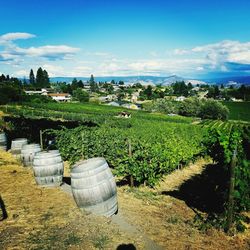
0 32 35 42
149 51 158 57
191 40 250 65
12 45 80 59
0 32 80 62
173 49 188 55
196 66 204 71
15 69 29 77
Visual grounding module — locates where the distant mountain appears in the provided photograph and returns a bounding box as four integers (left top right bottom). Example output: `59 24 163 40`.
50 75 184 85
204 76 250 85
50 75 250 86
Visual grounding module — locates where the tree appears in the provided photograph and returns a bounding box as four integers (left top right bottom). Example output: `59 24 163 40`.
89 74 98 92
43 70 50 87
199 100 229 120
144 85 153 99
187 82 193 90
172 81 188 96
35 67 50 88
36 67 44 88
72 88 89 102
29 69 35 85
71 78 79 91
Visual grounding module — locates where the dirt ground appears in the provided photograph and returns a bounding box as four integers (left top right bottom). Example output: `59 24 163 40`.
0 151 249 250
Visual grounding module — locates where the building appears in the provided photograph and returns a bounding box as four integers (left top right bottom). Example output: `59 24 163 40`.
175 96 186 102
121 103 140 110
47 93 71 102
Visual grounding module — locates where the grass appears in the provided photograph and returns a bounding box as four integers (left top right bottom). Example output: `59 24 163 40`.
91 234 110 250
223 101 250 122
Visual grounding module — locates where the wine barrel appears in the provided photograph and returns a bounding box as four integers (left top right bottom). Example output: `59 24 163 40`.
11 138 28 157
0 132 7 151
71 157 118 217
33 150 64 186
21 144 41 167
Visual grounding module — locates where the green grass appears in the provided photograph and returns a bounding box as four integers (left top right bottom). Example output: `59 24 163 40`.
223 101 250 122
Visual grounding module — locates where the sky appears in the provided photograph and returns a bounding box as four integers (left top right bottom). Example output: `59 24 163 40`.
1 0 250 79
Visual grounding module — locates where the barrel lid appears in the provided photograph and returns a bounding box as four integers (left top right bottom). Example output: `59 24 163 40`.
71 157 107 173
34 150 60 159
22 143 40 149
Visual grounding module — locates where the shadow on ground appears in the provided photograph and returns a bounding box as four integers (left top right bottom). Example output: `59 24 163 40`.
117 243 136 250
162 164 229 213
63 176 71 185
0 195 8 221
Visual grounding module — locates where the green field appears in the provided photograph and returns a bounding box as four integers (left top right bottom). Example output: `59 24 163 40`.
223 101 250 121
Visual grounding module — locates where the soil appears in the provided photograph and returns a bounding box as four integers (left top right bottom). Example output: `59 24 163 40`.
0 152 249 250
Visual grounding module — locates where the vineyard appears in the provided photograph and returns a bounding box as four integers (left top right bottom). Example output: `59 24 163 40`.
0 102 249 233
0 103 204 186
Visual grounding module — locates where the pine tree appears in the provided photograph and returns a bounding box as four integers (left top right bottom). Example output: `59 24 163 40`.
29 69 35 85
89 74 98 92
36 67 44 88
43 70 50 87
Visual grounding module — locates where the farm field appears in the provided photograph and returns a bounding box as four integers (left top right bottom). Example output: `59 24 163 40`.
1 150 249 250
223 101 250 122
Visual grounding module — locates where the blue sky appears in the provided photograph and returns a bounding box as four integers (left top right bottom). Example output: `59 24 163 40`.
1 0 250 78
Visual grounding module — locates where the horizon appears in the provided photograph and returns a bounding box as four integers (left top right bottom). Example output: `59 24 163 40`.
1 0 250 79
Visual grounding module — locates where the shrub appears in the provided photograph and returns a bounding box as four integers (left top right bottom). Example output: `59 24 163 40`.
72 88 89 102
199 100 229 120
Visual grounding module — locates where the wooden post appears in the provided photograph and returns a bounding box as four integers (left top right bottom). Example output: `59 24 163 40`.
40 130 43 150
128 139 134 187
225 148 237 233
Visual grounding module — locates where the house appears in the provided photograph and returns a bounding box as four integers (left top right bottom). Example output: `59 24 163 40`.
47 93 71 102
175 96 186 102
131 92 140 103
107 101 120 107
24 88 53 96
99 94 117 102
121 103 140 110
25 90 43 95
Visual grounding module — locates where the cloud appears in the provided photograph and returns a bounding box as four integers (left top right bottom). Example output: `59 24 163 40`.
15 69 29 77
149 51 158 57
173 49 188 55
12 45 80 59
0 32 80 61
0 52 20 62
170 40 250 74
0 32 36 41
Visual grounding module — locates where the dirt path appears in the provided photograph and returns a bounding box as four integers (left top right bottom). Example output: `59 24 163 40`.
0 151 144 250
1 151 249 250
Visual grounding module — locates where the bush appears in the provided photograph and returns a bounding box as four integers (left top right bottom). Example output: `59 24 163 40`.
147 99 179 114
179 98 201 117
199 100 229 120
72 88 89 102
23 94 55 103
0 85 22 104
146 98 229 120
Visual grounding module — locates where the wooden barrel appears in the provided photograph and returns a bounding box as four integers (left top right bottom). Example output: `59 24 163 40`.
11 138 28 157
21 144 41 167
0 132 7 151
33 150 64 186
71 157 118 217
